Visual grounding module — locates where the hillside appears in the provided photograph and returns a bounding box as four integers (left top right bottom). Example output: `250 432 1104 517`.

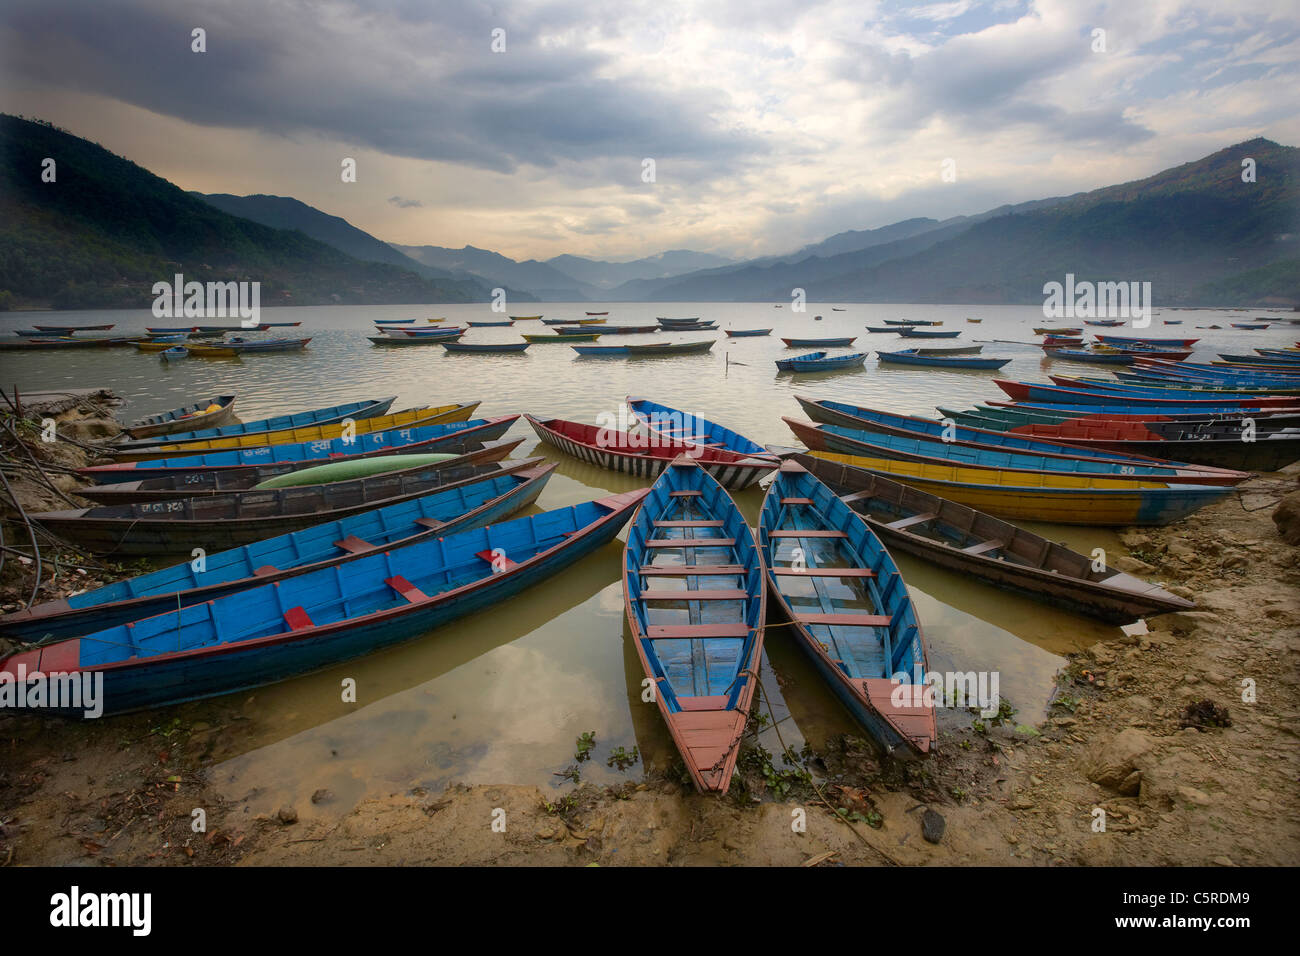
392 244 594 300
0 114 480 309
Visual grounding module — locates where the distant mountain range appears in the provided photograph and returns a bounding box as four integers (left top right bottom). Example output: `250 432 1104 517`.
1 111 1295 309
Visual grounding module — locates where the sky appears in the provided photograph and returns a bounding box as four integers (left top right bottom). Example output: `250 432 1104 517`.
2 0 1298 262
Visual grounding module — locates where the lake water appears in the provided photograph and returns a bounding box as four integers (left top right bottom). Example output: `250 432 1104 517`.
3 301 1294 815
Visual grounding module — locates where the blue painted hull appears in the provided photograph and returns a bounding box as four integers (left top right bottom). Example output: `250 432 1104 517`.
775 351 868 372
876 350 1009 369
112 397 397 450
626 396 773 459
2 493 642 716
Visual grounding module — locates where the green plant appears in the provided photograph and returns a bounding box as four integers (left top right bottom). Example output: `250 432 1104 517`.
575 731 596 763
606 746 639 771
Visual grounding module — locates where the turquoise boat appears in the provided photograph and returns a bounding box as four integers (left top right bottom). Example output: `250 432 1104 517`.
876 349 1009 370
0 463 556 642
775 351 868 372
622 456 765 793
760 460 936 755
0 491 644 716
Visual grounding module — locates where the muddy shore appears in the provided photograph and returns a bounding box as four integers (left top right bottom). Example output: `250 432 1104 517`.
1 394 1297 867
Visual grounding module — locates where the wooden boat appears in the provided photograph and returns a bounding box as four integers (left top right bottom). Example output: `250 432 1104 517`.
883 319 930 326
626 397 775 460
866 326 904 333
793 454 1196 623
586 311 610 316
0 337 118 351
109 402 478 462
377 325 464 335
146 326 198 332
1033 327 1083 335
112 397 397 453
525 415 775 489
832 308 847 312
134 337 189 352
783 416 1257 485
573 324 658 334
876 350 1009 370
799 451 1232 526
1218 353 1300 367
186 337 311 357
1000 420 1300 471
1083 319 1126 327
760 460 936 754
966 318 982 323
509 315 543 320
193 325 271 333
1046 347 1135 364
1048 376 1299 399
33 323 115 332
994 379 1296 408
626 340 714 356
258 322 303 327
652 323 716 332
0 463 556 642
1096 335 1199 347
913 345 983 355
939 403 1300 433
125 396 237 439
160 346 189 360
4 490 643 715
775 351 868 372
1041 336 1085 347
793 398 1250 484
441 342 530 353
656 316 702 323
725 328 772 337
622 456 764 792
467 320 515 327
781 336 856 347
542 317 604 326
521 332 601 343
896 328 962 339
1231 323 1269 329
368 333 464 345
572 344 633 356
83 416 518 485
34 442 524 556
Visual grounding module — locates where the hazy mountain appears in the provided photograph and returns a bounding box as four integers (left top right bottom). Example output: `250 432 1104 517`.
390 243 594 300
617 138 1298 305
544 249 735 289
0 114 483 308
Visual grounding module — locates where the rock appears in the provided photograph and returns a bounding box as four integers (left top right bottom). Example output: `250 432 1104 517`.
1138 751 1207 808
1177 786 1213 807
1212 856 1237 867
1119 531 1153 550
1168 585 1196 600
1113 555 1157 575
1148 610 1219 635
310 789 333 804
276 806 298 825
1118 770 1142 796
1089 642 1117 665
921 808 945 844
1165 540 1200 564
1081 728 1158 789
1272 491 1300 545
60 417 122 440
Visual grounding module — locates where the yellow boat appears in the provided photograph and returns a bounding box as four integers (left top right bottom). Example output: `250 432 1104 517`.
110 402 480 462
806 451 1230 526
427 317 446 323
134 340 190 353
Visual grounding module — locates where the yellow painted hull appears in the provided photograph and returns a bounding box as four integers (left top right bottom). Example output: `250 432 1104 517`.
807 451 1228 525
134 340 188 352
111 403 480 461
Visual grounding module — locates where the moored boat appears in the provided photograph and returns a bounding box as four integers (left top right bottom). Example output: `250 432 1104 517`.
780 336 856 347
524 415 775 489
724 328 772 337
441 341 531 353
3 489 643 715
124 395 237 439
622 456 764 792
626 397 775 459
760 460 936 754
875 350 1009 370
775 351 868 372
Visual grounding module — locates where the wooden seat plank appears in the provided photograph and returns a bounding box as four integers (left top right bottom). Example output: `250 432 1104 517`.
962 538 1006 555
639 589 748 601
637 564 746 576
798 612 891 627
647 623 751 639
885 512 937 530
646 537 736 548
385 575 429 603
333 535 376 554
771 567 875 578
653 519 725 528
768 529 847 538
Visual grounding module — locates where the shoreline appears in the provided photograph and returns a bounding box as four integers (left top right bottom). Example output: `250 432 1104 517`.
1 395 1297 867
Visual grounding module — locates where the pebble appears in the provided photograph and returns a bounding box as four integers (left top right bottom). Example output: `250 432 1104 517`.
921 808 945 844
276 806 298 825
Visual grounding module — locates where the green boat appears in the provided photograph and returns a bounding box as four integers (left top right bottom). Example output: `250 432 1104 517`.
253 453 458 489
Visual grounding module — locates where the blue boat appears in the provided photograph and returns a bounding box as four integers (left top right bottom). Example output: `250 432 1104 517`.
111 397 398 451
876 349 1010 370
374 318 416 324
626 396 775 460
441 342 530 353
993 401 1291 416
79 415 519 484
896 328 962 339
160 346 189 361
784 418 1249 485
0 490 645 716
1220 352 1300 365
572 344 631 356
759 460 936 754
792 398 1246 480
466 320 515 327
995 379 1295 408
622 456 764 793
781 336 855 347
775 351 868 372
1046 348 1135 364
724 328 771 337
0 463 556 642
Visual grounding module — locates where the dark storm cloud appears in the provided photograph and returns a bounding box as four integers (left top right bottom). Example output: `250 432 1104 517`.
0 0 766 174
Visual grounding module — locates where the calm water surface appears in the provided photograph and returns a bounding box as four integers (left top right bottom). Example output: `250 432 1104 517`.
4 302 1293 814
